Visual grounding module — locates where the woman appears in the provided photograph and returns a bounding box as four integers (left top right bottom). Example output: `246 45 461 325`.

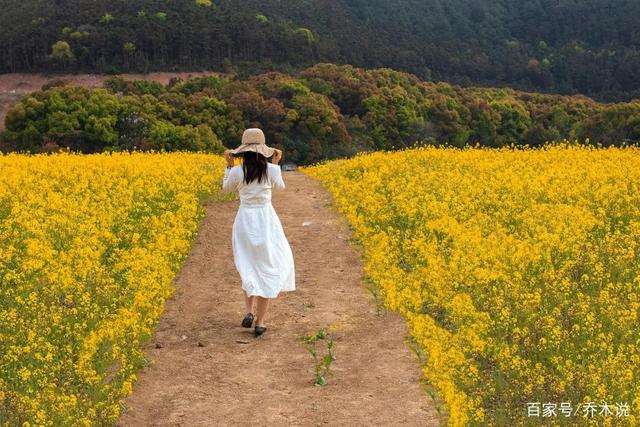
221 128 296 337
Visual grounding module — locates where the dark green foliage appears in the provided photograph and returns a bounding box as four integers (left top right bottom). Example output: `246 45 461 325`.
0 85 227 154
2 87 121 153
2 64 640 161
2 0 640 101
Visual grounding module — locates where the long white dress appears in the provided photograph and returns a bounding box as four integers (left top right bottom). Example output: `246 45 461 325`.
221 162 295 298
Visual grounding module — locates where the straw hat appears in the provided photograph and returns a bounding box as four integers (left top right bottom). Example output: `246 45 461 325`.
230 128 275 158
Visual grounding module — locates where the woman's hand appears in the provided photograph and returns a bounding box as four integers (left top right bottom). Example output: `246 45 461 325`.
223 149 235 167
272 148 283 165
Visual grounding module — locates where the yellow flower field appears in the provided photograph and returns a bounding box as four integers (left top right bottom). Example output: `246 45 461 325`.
302 143 640 426
0 152 226 425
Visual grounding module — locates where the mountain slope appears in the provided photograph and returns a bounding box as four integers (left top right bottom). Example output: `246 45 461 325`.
1 0 639 101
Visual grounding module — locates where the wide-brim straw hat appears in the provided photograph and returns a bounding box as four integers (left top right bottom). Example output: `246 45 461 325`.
230 128 275 158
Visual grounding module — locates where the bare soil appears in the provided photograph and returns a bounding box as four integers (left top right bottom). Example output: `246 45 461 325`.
0 72 219 132
117 171 441 426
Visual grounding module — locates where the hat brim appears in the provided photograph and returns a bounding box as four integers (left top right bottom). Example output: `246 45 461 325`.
231 144 275 158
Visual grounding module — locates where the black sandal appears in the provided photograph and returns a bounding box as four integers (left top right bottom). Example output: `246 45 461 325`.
254 325 267 337
241 312 254 328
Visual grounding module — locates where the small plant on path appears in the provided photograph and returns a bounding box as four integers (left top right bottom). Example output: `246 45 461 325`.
297 327 335 386
404 334 446 416
363 276 384 316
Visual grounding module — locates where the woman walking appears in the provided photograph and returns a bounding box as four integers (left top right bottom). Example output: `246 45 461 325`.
221 128 296 337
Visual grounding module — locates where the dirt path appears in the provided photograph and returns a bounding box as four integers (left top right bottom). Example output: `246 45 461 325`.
118 171 440 426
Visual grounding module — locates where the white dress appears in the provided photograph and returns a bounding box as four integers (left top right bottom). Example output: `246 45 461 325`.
221 162 295 298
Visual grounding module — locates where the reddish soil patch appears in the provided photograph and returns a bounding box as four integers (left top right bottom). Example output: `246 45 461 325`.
117 171 441 426
0 71 219 93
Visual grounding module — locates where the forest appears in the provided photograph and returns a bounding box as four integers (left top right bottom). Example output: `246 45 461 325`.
2 64 640 164
1 0 640 102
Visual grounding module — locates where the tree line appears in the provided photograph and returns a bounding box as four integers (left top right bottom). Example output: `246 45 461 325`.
2 64 640 164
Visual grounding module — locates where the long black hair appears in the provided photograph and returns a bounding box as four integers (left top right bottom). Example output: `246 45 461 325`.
240 151 268 185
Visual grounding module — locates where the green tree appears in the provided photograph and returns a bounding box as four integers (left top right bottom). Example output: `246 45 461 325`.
48 41 75 66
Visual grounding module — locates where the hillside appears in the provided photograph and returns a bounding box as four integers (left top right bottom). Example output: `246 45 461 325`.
1 0 640 101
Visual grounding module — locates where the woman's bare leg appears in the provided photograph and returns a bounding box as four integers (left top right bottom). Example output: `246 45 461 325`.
244 290 256 314
255 297 271 327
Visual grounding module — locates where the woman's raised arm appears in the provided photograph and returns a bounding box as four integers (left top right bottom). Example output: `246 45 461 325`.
221 166 242 193
270 164 285 191
221 150 241 193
